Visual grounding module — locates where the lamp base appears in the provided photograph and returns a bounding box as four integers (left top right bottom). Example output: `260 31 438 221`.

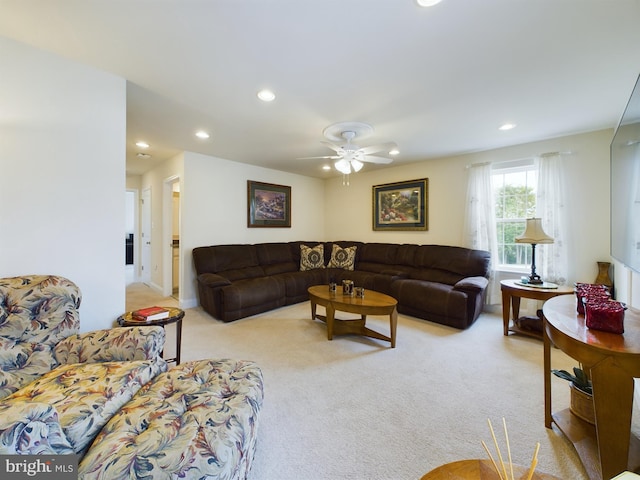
526 274 544 285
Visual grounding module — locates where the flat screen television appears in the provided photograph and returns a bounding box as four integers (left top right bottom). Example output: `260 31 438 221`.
611 73 640 274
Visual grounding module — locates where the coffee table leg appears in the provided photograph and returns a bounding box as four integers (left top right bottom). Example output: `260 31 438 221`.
310 300 317 320
326 304 335 340
390 307 397 348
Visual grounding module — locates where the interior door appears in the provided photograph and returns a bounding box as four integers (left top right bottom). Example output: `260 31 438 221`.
141 187 151 284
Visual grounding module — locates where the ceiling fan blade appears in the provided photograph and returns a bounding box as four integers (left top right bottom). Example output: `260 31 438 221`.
361 155 394 164
359 142 397 155
320 141 344 153
296 155 341 160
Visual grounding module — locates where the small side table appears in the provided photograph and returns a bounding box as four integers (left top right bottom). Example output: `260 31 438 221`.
501 279 573 339
117 307 185 364
420 459 560 479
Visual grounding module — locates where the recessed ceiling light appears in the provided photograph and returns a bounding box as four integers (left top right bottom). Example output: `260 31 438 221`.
195 130 210 139
135 141 149 149
389 149 400 156
499 123 517 131
136 153 152 159
416 0 442 6
322 165 331 171
257 89 276 102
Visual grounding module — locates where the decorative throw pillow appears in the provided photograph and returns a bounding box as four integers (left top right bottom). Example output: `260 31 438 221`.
328 245 357 271
300 244 325 271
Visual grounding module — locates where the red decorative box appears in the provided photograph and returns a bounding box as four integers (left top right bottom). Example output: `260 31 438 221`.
575 283 610 314
584 300 625 334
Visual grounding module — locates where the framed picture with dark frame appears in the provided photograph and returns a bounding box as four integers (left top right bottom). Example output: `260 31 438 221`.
372 178 428 231
247 180 291 228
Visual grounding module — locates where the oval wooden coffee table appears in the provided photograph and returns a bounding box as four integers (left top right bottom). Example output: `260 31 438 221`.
307 285 397 348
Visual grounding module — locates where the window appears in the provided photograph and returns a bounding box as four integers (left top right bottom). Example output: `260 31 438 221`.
492 159 537 270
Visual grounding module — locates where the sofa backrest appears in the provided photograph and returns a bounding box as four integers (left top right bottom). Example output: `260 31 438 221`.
192 245 264 281
413 245 490 284
256 243 297 275
0 275 81 399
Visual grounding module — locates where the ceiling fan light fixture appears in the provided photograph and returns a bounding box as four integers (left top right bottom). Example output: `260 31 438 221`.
351 159 364 172
334 159 351 174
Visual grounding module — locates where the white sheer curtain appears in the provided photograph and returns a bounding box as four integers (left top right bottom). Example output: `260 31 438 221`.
463 162 500 304
536 153 568 285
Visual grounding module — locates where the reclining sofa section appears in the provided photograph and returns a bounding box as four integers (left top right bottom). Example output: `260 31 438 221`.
193 241 490 330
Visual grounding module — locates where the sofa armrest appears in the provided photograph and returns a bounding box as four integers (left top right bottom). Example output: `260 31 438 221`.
0 401 74 454
454 276 489 293
54 326 166 364
198 273 232 288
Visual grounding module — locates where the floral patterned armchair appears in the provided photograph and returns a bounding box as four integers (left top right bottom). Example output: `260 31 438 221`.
0 275 167 400
0 275 169 456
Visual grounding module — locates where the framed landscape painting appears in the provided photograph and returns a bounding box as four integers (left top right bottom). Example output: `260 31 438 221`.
247 180 291 228
372 178 428 231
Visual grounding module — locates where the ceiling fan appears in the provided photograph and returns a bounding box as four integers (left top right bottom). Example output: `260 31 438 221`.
300 121 397 175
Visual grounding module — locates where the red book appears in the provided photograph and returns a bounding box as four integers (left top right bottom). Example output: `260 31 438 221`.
131 306 170 321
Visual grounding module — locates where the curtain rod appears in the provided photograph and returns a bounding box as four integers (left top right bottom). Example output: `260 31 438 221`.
465 151 574 169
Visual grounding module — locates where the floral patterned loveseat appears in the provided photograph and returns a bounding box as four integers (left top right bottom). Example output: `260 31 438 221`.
0 275 264 480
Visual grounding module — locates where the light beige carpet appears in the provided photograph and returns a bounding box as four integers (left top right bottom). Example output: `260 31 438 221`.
127 283 588 480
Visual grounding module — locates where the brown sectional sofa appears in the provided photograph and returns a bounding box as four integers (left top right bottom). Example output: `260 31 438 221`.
193 241 490 329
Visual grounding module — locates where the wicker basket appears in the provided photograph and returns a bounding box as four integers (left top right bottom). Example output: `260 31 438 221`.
570 382 595 425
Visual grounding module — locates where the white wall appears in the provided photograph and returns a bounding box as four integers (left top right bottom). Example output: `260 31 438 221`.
141 151 325 307
0 37 127 331
325 129 614 287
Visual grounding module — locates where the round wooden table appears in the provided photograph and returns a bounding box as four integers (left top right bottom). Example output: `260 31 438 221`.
420 459 560 480
543 295 640 480
117 306 185 364
307 285 398 347
501 279 573 338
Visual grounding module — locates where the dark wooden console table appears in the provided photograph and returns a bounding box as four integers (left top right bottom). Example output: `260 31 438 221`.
542 295 640 480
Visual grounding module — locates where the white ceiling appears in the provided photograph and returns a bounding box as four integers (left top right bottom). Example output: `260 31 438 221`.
2 1 640 178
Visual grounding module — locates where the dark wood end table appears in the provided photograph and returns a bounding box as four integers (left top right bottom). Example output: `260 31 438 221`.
117 306 185 364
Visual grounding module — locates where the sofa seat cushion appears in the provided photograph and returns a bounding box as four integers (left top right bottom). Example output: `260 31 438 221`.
409 268 464 286
279 270 327 303
392 279 468 324
0 360 166 455
327 269 396 295
220 277 286 314
78 359 264 480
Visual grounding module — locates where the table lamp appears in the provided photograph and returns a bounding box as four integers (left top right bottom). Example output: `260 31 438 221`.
515 217 554 285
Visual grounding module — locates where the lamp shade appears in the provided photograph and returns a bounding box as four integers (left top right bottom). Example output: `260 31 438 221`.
515 218 554 244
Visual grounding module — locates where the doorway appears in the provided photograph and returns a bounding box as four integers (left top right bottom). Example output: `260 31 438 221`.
163 176 180 300
125 190 137 285
141 188 152 285
171 186 180 298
